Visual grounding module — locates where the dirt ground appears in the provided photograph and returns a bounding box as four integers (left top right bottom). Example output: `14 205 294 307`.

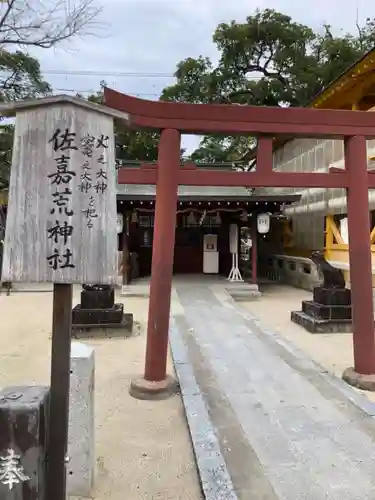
0 287 202 500
3 281 373 499
241 283 375 404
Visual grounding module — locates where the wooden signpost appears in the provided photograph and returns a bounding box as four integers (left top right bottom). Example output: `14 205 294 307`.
0 95 129 500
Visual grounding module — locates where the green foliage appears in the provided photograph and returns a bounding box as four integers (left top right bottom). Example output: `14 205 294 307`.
0 123 13 190
0 0 102 189
0 50 51 102
0 50 51 187
161 8 375 162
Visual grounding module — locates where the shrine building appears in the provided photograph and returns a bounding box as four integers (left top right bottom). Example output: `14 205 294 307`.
116 165 299 282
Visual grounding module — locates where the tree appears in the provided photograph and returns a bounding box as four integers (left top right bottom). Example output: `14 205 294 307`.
0 50 50 102
0 50 51 189
0 0 102 103
0 0 102 187
0 0 101 48
161 9 375 162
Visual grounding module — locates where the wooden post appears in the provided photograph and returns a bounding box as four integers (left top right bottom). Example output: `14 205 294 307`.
251 223 258 285
47 283 73 500
256 136 274 174
343 135 375 389
122 212 130 286
0 96 122 495
130 129 180 400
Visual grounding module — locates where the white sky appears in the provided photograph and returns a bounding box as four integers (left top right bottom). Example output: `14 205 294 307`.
28 0 375 153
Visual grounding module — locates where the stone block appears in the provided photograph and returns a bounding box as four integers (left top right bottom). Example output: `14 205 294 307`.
291 310 352 333
313 287 351 306
0 386 49 500
67 342 95 498
72 313 134 339
72 303 124 325
80 287 114 309
302 300 352 320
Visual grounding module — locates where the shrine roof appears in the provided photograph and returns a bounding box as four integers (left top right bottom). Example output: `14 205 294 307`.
116 183 300 204
308 46 375 110
117 184 250 198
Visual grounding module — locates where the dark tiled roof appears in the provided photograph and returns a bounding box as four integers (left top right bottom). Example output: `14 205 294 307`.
116 184 252 198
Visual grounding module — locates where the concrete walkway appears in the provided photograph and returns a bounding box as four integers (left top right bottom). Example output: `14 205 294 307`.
170 283 375 500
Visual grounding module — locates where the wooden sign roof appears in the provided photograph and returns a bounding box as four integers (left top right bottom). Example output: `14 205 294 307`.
0 94 131 123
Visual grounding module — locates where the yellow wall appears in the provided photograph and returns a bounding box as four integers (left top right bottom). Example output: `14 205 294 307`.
324 215 375 285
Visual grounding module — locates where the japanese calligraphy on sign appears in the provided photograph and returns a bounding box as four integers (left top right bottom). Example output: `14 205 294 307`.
0 448 30 491
1 99 119 284
78 132 109 229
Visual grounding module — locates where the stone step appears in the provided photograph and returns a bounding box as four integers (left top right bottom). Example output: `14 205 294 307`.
302 300 352 321
72 303 124 325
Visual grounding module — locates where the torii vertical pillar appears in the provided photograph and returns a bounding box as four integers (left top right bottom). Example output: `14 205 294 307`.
342 135 375 390
130 129 180 400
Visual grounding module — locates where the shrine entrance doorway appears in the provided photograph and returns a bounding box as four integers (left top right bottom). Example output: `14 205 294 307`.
105 87 375 399
117 184 297 282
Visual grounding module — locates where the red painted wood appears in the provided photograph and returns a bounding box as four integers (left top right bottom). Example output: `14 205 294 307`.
144 129 180 382
108 86 375 378
256 136 274 174
182 162 197 170
345 136 375 374
118 167 349 189
104 87 375 137
140 163 156 169
118 168 157 184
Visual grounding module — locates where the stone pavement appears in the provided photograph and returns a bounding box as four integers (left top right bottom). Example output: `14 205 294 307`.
170 283 375 500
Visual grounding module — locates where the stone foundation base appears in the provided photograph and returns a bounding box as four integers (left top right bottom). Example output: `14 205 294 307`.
129 375 179 401
72 313 133 339
342 367 375 392
291 311 352 333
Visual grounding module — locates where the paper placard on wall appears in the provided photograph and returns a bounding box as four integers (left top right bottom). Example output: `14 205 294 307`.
257 213 270 234
203 234 217 252
229 224 238 254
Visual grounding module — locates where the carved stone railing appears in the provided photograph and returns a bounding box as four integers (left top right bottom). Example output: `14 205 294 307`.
262 254 322 291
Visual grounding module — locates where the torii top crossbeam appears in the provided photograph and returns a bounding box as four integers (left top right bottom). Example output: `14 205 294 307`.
104 86 375 138
104 87 375 190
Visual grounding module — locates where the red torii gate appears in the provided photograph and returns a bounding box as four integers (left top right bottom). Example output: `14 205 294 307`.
105 87 375 398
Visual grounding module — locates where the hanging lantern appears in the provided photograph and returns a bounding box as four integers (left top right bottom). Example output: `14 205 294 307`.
131 210 138 223
187 211 196 226
257 213 270 234
240 211 248 222
214 212 222 225
116 213 124 233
